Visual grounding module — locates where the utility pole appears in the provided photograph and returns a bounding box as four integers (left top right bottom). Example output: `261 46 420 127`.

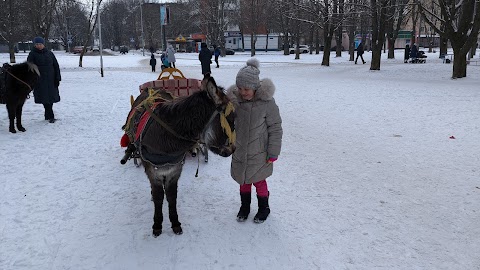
97 1 104 77
140 0 145 56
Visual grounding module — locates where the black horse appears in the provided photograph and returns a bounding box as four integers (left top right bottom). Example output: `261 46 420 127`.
0 62 40 133
123 75 236 237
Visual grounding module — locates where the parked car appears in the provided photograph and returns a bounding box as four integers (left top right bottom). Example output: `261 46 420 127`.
225 48 235 55
73 46 84 54
319 45 345 51
289 45 310 54
92 46 100 52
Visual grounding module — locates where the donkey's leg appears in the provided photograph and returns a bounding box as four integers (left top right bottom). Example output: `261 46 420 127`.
15 100 26 132
165 170 183 235
150 181 165 237
6 102 16 133
145 163 165 237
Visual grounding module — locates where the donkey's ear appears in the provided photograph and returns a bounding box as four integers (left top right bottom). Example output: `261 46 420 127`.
202 76 226 105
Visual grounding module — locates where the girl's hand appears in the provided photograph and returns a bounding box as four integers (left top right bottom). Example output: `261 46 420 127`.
267 156 277 163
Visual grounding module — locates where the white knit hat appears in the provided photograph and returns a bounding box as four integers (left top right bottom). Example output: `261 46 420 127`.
236 58 260 90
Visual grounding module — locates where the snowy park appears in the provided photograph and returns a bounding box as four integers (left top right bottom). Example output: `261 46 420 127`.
1 49 479 270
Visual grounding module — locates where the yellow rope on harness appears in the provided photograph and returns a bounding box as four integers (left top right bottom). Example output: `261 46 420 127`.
124 89 168 134
220 102 236 144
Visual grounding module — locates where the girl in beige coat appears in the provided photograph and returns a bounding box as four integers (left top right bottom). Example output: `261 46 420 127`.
227 58 283 223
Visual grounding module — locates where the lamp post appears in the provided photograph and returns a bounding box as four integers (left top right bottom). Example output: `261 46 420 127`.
140 0 145 56
97 1 104 77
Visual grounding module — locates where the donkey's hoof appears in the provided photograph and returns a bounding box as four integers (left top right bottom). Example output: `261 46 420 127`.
152 229 162 237
17 126 26 132
172 226 183 235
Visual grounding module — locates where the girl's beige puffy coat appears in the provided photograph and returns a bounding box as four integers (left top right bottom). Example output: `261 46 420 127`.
226 79 283 185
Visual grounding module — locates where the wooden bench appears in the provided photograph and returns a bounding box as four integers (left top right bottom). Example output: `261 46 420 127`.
441 53 454 63
467 59 480 65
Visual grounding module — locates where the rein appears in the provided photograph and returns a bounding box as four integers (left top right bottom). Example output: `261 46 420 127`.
144 105 198 143
3 69 34 92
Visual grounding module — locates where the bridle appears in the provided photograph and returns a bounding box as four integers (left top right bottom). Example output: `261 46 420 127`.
142 88 236 148
1 65 34 92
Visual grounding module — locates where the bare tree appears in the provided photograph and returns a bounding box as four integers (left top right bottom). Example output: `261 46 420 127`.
240 0 269 56
322 0 337 66
196 0 229 51
334 0 345 57
101 0 130 50
385 0 408 59
54 0 88 53
0 0 30 63
78 0 102 67
417 0 480 78
26 0 60 40
369 0 388 70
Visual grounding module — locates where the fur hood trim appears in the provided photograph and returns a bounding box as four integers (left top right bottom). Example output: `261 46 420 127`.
226 78 275 105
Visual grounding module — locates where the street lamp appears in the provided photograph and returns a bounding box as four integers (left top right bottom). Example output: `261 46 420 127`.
97 0 104 77
140 0 145 56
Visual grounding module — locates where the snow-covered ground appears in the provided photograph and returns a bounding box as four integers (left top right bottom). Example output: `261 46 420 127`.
1 49 479 270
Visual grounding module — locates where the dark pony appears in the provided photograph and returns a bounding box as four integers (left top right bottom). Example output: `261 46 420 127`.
124 75 235 237
0 62 40 133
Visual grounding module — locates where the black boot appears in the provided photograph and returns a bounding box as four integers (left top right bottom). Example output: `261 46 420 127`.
254 195 270 223
236 192 251 222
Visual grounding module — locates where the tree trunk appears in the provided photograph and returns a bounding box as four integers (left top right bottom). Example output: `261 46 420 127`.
335 32 342 57
348 26 355 61
452 51 467 78
387 38 395 59
322 38 332 66
250 33 256 57
295 35 300 60
8 43 16 63
283 31 289 55
370 49 382 70
439 36 448 57
265 32 269 52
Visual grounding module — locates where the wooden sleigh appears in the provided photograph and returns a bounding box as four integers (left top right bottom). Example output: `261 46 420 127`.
121 68 209 166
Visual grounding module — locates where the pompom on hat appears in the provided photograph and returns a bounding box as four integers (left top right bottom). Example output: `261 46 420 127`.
33 37 45 45
236 58 260 90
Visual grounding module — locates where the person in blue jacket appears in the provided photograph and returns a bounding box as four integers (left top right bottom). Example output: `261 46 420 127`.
214 45 221 68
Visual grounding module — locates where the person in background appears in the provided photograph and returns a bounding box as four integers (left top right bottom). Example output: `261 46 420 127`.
214 45 221 68
149 54 157 72
226 58 283 224
355 41 366 64
160 51 169 70
404 44 411 63
27 36 61 123
167 44 176 68
410 43 418 61
199 42 212 76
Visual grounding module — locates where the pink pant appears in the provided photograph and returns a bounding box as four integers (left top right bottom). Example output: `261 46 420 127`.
240 180 269 197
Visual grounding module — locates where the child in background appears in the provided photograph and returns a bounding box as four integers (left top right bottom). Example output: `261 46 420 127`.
226 58 283 223
149 54 157 72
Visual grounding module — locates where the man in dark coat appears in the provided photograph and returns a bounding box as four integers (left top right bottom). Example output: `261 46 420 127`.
199 42 212 76
404 44 411 63
27 37 61 123
355 41 366 64
410 43 418 60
